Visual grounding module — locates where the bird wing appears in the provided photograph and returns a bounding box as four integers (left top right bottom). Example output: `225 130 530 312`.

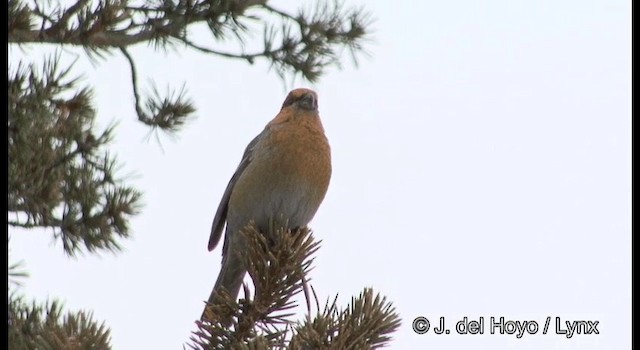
208 130 265 252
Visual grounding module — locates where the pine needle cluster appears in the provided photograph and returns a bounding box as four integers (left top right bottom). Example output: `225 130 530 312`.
189 224 401 350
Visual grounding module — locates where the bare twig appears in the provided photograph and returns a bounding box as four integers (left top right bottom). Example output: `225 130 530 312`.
118 47 146 122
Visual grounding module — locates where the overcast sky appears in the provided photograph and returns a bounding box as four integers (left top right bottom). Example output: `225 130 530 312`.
9 0 631 349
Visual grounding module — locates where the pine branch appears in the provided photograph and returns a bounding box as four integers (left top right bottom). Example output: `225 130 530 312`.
8 295 113 350
8 55 143 256
9 0 371 134
8 0 372 82
192 223 318 349
8 240 30 287
188 224 401 349
285 288 402 349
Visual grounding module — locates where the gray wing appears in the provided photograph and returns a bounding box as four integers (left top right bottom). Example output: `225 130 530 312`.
207 131 264 252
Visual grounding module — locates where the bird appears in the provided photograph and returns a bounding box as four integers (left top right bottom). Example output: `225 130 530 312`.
201 88 331 322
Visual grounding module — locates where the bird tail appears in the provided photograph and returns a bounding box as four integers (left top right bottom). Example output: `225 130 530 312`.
201 251 246 324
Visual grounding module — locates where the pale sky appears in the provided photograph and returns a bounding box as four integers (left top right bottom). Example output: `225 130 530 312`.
9 0 631 349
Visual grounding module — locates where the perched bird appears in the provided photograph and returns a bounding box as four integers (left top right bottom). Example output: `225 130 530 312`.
202 88 331 321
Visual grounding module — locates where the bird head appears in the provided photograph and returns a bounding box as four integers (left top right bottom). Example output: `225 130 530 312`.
281 88 318 112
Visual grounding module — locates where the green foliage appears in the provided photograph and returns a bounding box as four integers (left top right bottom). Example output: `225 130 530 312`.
8 296 112 350
289 289 402 349
8 55 142 256
9 243 30 287
190 224 401 349
8 0 372 132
